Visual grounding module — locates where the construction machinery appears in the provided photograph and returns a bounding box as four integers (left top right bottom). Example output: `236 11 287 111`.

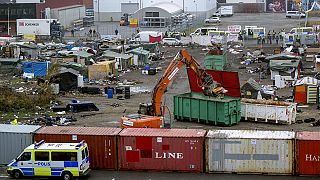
120 49 227 128
120 13 130 26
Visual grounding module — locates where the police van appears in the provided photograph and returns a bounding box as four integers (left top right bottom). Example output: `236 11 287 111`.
7 140 90 180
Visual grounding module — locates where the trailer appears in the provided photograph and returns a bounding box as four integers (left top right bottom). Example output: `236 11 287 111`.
241 98 297 124
16 19 56 36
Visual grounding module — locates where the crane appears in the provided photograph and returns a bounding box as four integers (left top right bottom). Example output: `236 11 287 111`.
120 49 227 128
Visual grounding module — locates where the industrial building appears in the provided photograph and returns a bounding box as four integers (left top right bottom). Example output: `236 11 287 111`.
93 0 217 22
0 0 39 35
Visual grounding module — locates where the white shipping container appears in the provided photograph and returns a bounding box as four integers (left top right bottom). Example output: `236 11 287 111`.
241 99 297 124
16 19 56 36
206 130 295 175
0 124 41 164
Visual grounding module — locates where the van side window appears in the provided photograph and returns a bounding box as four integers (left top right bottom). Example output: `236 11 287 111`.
52 152 77 161
35 152 49 161
18 152 31 161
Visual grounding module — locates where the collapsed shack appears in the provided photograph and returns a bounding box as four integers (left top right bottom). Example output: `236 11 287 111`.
0 58 21 74
241 78 274 100
50 68 81 92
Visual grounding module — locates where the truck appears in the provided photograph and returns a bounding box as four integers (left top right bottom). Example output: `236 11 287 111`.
130 31 163 43
16 19 64 39
216 6 233 17
17 19 55 36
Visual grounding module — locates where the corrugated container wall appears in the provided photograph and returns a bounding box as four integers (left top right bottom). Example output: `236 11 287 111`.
34 126 122 169
296 132 320 176
206 130 295 175
118 128 206 172
0 124 41 164
174 93 241 126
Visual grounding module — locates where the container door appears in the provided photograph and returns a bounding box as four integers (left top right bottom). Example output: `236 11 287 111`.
33 151 51 176
228 100 238 125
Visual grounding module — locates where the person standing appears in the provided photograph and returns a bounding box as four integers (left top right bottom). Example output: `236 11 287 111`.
89 29 92 37
115 29 119 35
275 35 279 44
71 29 75 37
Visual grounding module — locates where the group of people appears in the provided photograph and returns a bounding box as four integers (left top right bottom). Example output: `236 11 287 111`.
257 29 285 45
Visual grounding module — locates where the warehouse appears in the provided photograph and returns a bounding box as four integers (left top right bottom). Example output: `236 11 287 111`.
93 0 216 22
50 5 86 29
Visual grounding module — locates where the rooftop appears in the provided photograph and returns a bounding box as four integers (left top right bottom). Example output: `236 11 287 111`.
26 142 84 150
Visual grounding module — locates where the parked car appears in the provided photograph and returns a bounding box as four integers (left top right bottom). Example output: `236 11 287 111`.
204 17 221 24
286 11 306 18
162 38 181 46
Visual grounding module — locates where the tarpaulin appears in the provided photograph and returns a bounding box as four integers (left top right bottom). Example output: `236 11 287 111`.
187 68 241 97
22 61 50 77
149 35 161 43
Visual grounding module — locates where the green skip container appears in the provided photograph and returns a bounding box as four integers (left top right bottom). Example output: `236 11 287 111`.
173 93 241 126
204 53 227 71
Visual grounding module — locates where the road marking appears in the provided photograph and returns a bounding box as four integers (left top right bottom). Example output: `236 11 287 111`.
0 175 8 178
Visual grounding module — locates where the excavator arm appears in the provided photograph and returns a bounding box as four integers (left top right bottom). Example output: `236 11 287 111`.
151 49 226 116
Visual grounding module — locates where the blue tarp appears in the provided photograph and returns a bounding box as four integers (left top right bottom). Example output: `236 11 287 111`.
22 62 50 77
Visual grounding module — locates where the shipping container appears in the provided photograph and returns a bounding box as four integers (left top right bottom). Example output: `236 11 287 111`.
0 124 41 164
174 92 241 126
241 98 297 124
296 132 320 176
206 130 295 175
34 126 121 169
16 19 56 36
118 128 206 172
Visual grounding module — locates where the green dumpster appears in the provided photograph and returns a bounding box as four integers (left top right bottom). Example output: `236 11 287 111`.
204 53 227 70
173 92 241 126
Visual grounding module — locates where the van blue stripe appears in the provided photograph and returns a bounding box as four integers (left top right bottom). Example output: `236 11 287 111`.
23 171 34 176
51 168 64 171
64 161 78 167
51 172 61 176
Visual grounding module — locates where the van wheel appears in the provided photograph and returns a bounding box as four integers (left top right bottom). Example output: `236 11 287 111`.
62 172 73 180
12 170 22 179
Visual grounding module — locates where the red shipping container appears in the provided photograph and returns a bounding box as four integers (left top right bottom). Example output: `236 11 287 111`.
34 126 122 169
118 128 206 172
187 68 241 97
296 132 320 175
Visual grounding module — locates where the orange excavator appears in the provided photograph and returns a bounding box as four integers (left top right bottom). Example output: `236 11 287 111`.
120 49 227 128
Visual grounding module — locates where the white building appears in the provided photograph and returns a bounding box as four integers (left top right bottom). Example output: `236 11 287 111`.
93 0 217 22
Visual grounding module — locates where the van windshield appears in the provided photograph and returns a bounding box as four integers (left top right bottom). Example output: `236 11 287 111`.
17 152 31 161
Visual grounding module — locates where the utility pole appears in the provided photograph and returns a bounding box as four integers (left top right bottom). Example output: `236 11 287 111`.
7 5 10 35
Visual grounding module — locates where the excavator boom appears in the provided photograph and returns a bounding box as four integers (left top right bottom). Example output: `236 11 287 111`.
151 49 225 116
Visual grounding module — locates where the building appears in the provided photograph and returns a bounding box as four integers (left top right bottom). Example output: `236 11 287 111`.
36 0 93 19
0 0 39 35
93 0 217 22
50 5 86 29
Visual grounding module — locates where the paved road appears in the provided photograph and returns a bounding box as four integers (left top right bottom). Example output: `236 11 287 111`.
0 170 319 180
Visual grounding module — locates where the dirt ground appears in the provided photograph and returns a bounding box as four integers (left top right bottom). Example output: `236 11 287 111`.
55 44 320 132
2 13 320 132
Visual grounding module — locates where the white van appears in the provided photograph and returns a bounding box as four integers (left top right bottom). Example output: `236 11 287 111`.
286 11 306 18
190 27 219 36
131 31 163 43
7 140 90 180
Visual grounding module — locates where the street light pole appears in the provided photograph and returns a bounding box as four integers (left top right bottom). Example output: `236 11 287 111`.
7 5 10 35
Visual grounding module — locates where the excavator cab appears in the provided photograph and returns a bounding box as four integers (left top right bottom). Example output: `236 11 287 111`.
138 103 153 115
